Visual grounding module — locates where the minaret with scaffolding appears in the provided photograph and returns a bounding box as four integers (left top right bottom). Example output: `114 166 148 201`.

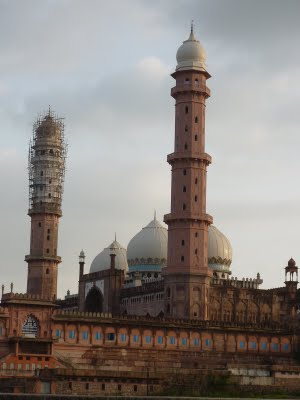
25 109 67 300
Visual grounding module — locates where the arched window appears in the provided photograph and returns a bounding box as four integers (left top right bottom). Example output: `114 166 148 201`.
185 106 189 114
184 143 188 150
195 135 198 141
181 240 185 246
195 178 198 184
183 186 186 192
185 125 188 132
183 169 187 176
22 315 39 338
195 195 198 202
195 116 198 123
183 203 186 210
46 268 49 275
181 255 184 262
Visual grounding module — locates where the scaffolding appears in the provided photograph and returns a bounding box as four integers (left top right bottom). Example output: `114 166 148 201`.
28 108 67 215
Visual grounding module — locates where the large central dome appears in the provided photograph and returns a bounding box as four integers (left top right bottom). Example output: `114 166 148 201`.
127 217 232 277
127 216 167 273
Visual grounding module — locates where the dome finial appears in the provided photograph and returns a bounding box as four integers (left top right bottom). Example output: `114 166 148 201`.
188 20 196 41
114 232 117 241
154 209 156 220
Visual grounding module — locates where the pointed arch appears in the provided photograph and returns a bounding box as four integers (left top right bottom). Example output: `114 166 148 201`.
85 286 104 313
209 297 221 321
235 301 247 323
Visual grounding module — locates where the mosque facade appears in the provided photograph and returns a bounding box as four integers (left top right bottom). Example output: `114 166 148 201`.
0 27 300 395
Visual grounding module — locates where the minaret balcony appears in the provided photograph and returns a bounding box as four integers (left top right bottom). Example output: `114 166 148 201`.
28 204 62 216
171 83 210 98
25 254 62 263
31 154 61 163
167 152 211 165
164 212 213 224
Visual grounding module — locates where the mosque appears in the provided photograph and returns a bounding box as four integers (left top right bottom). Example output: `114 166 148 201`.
0 26 299 396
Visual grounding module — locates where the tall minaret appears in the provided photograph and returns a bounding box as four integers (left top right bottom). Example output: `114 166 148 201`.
164 25 213 320
25 109 66 300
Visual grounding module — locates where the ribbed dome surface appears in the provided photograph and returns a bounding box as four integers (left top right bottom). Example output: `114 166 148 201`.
208 225 232 270
176 29 207 72
90 239 128 273
127 218 167 267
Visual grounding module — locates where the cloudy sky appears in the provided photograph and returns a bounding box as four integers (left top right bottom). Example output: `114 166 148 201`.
0 0 300 298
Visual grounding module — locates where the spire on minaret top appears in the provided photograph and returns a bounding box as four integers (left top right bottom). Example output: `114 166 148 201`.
189 20 195 40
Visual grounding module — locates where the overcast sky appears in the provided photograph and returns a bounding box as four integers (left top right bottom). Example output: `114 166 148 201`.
1 0 300 298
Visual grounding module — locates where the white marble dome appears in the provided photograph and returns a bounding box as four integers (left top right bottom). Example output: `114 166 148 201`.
90 239 128 273
176 28 207 72
127 217 167 271
126 217 232 275
208 225 232 274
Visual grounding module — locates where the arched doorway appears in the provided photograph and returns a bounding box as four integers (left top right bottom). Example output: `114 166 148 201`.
85 286 104 313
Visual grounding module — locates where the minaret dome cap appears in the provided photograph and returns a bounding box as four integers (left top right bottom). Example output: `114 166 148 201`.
176 24 207 72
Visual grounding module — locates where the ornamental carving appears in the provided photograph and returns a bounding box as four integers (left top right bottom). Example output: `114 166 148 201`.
208 256 231 266
128 257 167 266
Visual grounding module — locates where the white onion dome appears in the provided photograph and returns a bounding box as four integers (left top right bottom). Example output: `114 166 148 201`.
176 27 207 72
208 225 232 274
127 216 167 273
90 239 128 273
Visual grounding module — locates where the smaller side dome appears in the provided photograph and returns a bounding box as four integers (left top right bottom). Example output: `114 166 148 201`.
208 225 232 275
90 239 128 273
176 26 207 72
